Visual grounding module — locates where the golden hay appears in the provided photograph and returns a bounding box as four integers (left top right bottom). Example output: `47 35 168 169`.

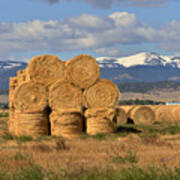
155 105 180 123
115 106 127 126
49 80 83 110
50 109 83 138
17 69 30 85
65 54 100 89
14 112 49 137
128 106 155 125
119 105 134 114
8 108 15 135
84 108 116 135
13 82 48 113
27 55 65 87
9 77 18 108
171 106 180 123
84 79 120 108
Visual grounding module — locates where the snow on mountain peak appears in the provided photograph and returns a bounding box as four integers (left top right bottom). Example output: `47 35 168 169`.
96 52 180 68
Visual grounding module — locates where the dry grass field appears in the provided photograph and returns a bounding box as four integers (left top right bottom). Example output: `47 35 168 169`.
0 113 180 179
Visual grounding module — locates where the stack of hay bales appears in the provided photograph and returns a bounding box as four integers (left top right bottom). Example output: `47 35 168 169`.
13 82 49 137
83 78 120 135
9 54 120 138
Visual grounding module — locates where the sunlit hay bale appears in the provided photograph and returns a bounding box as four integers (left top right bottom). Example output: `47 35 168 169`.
155 105 179 123
17 69 30 85
49 80 83 111
13 82 48 113
14 112 49 137
115 106 127 126
65 54 100 89
171 106 180 123
27 55 65 87
50 109 83 138
9 77 18 108
128 106 155 125
84 79 120 108
84 108 116 135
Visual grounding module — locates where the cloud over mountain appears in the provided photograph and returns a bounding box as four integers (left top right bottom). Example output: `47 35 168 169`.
0 12 180 59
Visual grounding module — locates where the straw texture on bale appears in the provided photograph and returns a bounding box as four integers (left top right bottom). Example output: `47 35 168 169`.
14 112 49 137
65 54 100 89
115 106 127 126
84 79 120 108
155 105 179 123
50 109 83 138
28 55 65 87
13 82 48 113
49 80 83 110
17 69 30 85
85 108 116 135
128 106 155 125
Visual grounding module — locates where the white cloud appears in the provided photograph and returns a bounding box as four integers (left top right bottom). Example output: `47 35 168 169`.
33 0 178 8
0 12 180 59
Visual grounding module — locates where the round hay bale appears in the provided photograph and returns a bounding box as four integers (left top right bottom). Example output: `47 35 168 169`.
14 112 49 137
84 79 120 108
84 108 116 135
65 54 100 89
49 80 83 110
50 109 83 138
171 106 180 123
13 82 48 113
155 105 179 123
115 106 127 126
119 105 134 114
128 106 155 125
28 55 65 87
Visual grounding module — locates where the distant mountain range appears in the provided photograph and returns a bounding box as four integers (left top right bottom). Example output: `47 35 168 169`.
1 52 180 91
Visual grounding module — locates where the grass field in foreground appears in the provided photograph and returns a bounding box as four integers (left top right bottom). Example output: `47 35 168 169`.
0 117 180 179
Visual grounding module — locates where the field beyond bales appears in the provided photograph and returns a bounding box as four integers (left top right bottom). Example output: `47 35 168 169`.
0 115 180 179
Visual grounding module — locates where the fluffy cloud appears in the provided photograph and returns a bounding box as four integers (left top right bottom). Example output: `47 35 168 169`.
0 12 180 58
33 0 177 8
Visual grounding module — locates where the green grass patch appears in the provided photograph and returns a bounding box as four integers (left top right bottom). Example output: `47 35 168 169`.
0 165 180 180
0 112 9 118
91 133 107 141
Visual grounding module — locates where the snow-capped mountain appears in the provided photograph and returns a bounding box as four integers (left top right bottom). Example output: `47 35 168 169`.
0 60 27 71
1 52 180 91
97 52 180 68
0 60 27 90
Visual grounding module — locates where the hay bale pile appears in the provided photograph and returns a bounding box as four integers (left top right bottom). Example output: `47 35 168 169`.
9 54 120 137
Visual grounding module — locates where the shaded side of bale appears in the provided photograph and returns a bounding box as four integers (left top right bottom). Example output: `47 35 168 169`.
128 106 155 125
49 80 83 110
13 82 48 113
14 112 49 137
118 105 134 114
85 108 116 135
65 54 100 89
84 79 120 108
8 108 16 135
9 77 18 108
115 106 127 126
50 109 83 138
27 55 65 87
155 105 179 123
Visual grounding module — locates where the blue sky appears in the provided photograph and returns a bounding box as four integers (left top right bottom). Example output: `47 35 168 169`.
0 0 180 61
